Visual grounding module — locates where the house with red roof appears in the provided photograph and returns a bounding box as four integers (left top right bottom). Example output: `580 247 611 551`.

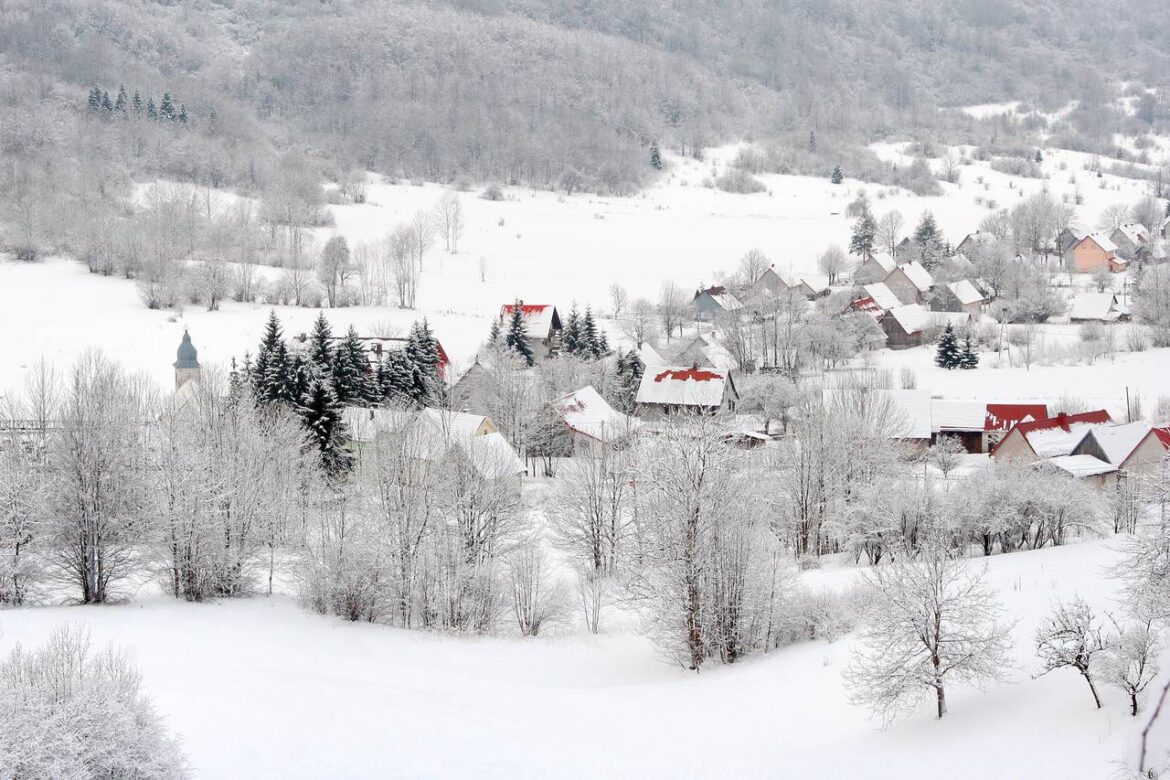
635 365 739 417
990 410 1113 462
498 303 563 360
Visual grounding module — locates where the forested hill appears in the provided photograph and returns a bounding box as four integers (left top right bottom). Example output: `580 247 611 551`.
1 0 1169 210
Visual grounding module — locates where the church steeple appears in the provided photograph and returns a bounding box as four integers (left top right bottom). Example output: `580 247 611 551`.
174 330 201 390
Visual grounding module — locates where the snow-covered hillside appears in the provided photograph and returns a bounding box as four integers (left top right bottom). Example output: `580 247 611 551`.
0 539 1160 778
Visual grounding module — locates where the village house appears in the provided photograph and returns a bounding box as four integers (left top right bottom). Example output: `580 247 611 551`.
674 332 738 371
1071 421 1170 476
990 410 1113 462
955 231 994 258
692 285 744 322
549 386 642 456
1109 222 1151 262
635 365 739 417
883 260 934 305
1068 292 1127 323
853 254 898 285
928 279 986 317
929 400 1048 453
1061 230 1127 273
845 294 883 320
343 406 526 489
499 303 563 360
1045 454 1119 488
745 266 790 302
878 303 929 349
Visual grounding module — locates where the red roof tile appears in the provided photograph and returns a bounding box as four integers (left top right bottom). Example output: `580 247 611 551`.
984 403 1049 432
654 367 723 383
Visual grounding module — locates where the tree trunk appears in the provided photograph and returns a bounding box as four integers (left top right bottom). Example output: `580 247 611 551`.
935 684 947 718
1082 670 1102 709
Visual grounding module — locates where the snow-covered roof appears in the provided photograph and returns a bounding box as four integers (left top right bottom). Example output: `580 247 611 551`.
551 386 642 444
635 343 665 367
1113 222 1149 245
1080 231 1118 253
1011 411 1113 458
931 399 986 432
886 303 930 334
863 282 901 311
636 366 731 408
1084 422 1163 466
464 432 527 479
985 403 1048 432
875 389 933 440
798 275 830 294
1048 454 1117 478
895 261 934 292
947 279 985 306
869 255 898 275
499 304 559 337
677 333 738 371
1068 293 1119 322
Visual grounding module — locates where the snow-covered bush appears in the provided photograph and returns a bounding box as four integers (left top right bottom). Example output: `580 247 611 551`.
715 168 765 194
0 626 188 779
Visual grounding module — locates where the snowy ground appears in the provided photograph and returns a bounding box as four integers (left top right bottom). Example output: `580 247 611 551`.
0 539 1163 778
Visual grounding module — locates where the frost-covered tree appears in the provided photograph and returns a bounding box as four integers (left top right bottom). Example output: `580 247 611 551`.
505 302 535 366
658 281 687 342
849 207 877 260
818 244 847 285
433 191 464 252
1100 620 1161 716
930 435 966 479
877 210 905 260
1034 597 1108 709
0 626 189 778
299 374 352 477
844 545 1013 723
912 210 946 270
318 235 352 307
935 322 962 369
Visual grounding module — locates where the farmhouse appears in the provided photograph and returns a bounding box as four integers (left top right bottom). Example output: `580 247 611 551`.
1109 222 1150 261
692 285 744 321
878 304 929 349
1068 293 1125 323
990 410 1113 461
499 303 563 360
883 260 934 305
956 231 994 258
550 386 642 455
675 332 738 371
1061 231 1127 273
853 254 898 285
635 365 738 416
1071 422 1170 475
862 282 902 312
929 280 986 317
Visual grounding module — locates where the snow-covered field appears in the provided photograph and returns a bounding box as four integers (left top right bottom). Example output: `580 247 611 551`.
0 539 1161 778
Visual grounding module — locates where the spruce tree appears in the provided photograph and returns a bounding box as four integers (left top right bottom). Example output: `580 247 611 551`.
1035 149 1043 164
87 85 102 112
505 303 534 366
253 311 300 405
114 85 127 114
581 306 601 359
914 210 945 270
132 91 142 115
403 320 441 404
849 208 877 259
960 334 980 370
614 350 643 413
307 313 334 377
649 140 663 170
487 319 501 345
831 165 844 184
808 131 817 153
146 97 157 120
100 90 112 112
299 375 353 476
935 323 962 370
377 349 416 404
333 326 372 405
178 104 188 124
160 92 175 121
562 305 582 356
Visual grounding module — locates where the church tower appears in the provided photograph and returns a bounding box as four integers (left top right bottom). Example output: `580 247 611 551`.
174 330 202 390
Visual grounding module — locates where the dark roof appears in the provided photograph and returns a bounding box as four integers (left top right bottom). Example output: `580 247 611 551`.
174 330 199 370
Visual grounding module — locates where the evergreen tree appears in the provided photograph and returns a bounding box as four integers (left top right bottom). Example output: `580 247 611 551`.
307 313 334 377
100 90 112 112
582 306 603 359
808 131 817 153
831 164 844 184
146 97 157 120
613 350 644 413
227 357 248 406
487 319 501 345
178 104 188 124
377 349 416 404
562 305 583 356
649 140 663 170
505 303 534 366
1035 149 1043 164
405 319 441 404
333 326 373 405
114 85 127 114
960 334 980 370
208 107 218 133
132 91 142 115
160 92 175 121
914 210 945 270
253 311 298 405
299 375 352 476
935 323 962 370
87 85 101 112
287 353 312 407
849 208 877 259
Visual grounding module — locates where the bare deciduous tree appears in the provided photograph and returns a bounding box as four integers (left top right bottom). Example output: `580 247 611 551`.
1034 597 1108 709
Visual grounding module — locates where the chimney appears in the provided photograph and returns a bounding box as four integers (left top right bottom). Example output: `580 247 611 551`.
692 360 700 371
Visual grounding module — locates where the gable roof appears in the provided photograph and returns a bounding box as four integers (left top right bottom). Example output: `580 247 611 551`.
863 282 901 311
635 342 665 367
880 389 933 440
985 403 1048 432
847 295 884 319
947 279 985 306
1076 231 1118 253
864 255 899 275
931 400 986 432
890 260 934 292
551 386 642 443
1113 222 1149 245
676 333 738 371
636 366 733 408
499 304 561 337
1082 422 1170 466
992 410 1113 458
798 275 830 295
1068 293 1120 322
884 303 930 335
